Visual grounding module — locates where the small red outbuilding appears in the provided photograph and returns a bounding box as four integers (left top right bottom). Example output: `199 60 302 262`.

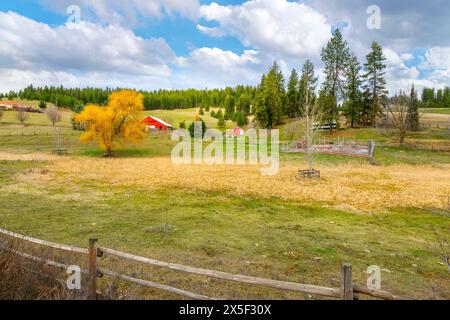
143 116 174 131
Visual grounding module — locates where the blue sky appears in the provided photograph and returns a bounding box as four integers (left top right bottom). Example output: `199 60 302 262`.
1 0 449 93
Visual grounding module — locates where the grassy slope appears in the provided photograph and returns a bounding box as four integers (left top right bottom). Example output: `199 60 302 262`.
0 109 449 299
0 98 58 109
0 162 448 299
421 108 450 115
146 107 235 129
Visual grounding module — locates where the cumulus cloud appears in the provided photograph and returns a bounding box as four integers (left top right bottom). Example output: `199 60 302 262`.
2 2 450 93
0 68 173 93
174 47 263 88
0 11 266 91
198 0 332 60
421 47 450 70
0 11 177 91
307 0 450 51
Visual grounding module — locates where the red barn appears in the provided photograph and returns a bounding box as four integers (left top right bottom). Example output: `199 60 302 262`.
143 116 173 131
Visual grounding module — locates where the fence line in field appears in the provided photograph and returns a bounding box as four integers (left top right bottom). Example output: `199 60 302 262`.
0 228 415 300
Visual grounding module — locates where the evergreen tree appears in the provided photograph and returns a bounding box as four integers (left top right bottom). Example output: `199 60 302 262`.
237 93 251 114
343 54 363 128
236 111 249 127
299 60 318 116
39 101 47 109
317 89 336 127
363 41 388 127
272 61 286 111
224 94 235 120
217 111 226 128
188 118 207 138
321 29 351 132
216 109 224 121
406 84 420 131
286 69 300 118
421 86 450 108
254 65 283 130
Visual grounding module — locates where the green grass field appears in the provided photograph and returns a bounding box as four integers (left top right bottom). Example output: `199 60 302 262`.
421 108 450 115
0 108 449 299
147 107 236 129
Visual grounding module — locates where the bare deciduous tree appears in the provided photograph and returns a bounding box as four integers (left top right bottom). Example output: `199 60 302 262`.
16 107 29 124
303 85 322 174
46 106 62 126
429 226 450 274
388 104 409 145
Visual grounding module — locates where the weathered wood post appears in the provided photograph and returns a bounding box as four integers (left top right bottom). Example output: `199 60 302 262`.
341 263 354 300
88 238 98 300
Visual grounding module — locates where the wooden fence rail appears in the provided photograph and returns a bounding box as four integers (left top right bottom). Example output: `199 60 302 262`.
0 228 416 300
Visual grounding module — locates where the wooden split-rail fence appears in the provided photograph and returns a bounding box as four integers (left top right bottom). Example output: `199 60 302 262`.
0 228 415 300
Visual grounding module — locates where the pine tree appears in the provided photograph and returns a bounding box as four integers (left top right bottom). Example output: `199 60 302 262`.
321 29 351 132
254 65 283 130
217 111 226 128
363 41 388 127
236 111 249 127
39 101 47 109
188 118 207 138
272 62 286 110
406 84 420 131
299 60 318 116
317 89 336 128
286 69 300 118
224 94 235 120
343 54 363 128
237 93 251 114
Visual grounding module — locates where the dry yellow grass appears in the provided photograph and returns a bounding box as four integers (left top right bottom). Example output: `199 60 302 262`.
3 152 447 213
0 152 58 161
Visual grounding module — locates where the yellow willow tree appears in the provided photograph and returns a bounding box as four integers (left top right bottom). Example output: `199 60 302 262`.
75 90 145 157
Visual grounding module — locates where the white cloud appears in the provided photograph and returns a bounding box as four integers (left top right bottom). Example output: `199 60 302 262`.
2 5 450 94
0 12 266 91
40 0 200 25
400 53 414 62
0 68 173 93
0 11 177 91
198 0 332 60
196 25 225 38
422 47 450 70
173 47 263 88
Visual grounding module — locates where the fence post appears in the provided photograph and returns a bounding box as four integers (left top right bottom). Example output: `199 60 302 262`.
341 263 354 300
88 238 98 300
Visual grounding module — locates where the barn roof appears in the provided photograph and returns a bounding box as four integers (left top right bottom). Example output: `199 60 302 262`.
146 116 173 128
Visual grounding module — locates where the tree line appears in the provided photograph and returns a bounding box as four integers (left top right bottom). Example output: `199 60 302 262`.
252 29 390 132
0 85 257 113
420 87 450 108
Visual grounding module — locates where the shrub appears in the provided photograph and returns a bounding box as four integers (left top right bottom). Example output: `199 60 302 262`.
188 118 207 138
39 101 47 110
